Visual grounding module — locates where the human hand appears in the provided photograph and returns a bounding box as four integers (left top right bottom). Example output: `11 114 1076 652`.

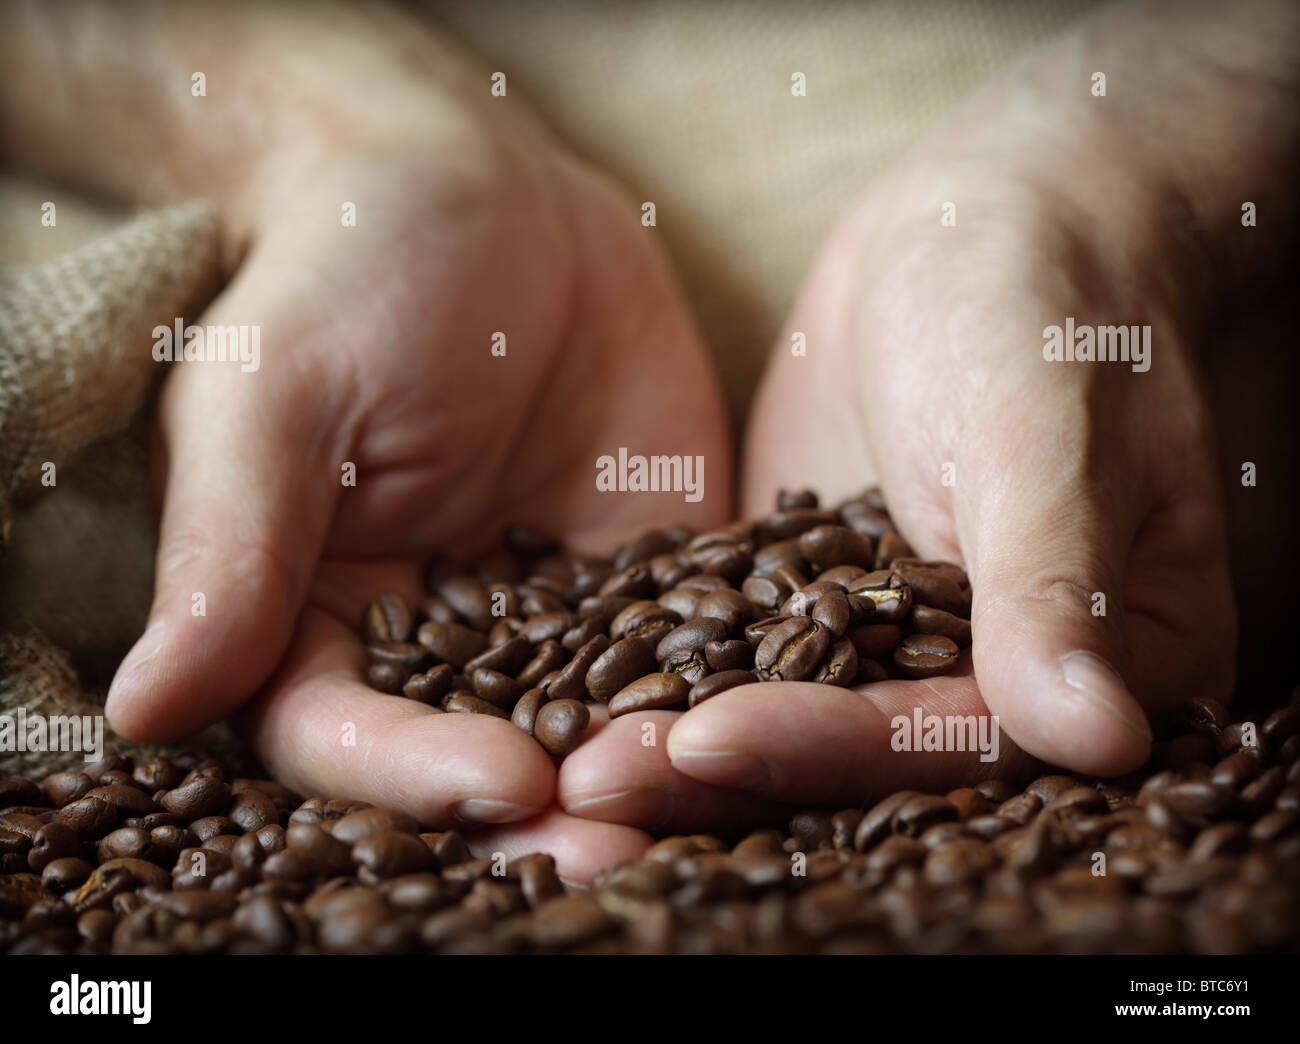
6 4 735 872
559 0 1297 825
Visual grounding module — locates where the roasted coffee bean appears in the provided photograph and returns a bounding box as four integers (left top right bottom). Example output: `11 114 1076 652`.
534 700 591 757
657 587 704 620
464 635 533 677
688 669 756 708
58 796 118 839
26 821 80 872
354 832 434 883
608 673 690 719
744 615 787 647
751 539 809 579
846 623 903 660
808 588 851 637
657 618 728 668
755 617 831 682
799 525 875 572
891 559 970 617
160 778 231 822
599 565 658 600
741 575 790 614
854 792 922 851
585 636 658 703
548 634 611 702
813 638 859 686
910 605 973 647
517 640 567 688
443 693 511 719
705 638 754 673
469 667 525 709
367 640 430 674
893 796 959 837
415 621 486 669
1161 781 1233 819
848 571 913 623
695 589 759 635
436 576 496 632
777 488 819 510
893 633 960 679
42 771 94 808
611 601 682 643
366 662 408 695
403 663 455 705
511 688 549 736
363 592 413 644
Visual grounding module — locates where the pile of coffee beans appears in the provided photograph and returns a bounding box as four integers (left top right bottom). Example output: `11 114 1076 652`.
365 488 971 756
1 690 1297 954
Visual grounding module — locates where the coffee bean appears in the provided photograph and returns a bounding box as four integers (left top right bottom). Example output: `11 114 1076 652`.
799 525 875 572
848 571 913 623
363 592 413 645
687 669 756 708
812 637 859 686
893 633 960 679
414 620 486 669
403 663 454 705
704 638 754 673
611 601 682 643
42 771 94 807
514 640 565 688
474 638 540 681
910 605 973 647
353 832 434 883
469 667 525 709
443 692 509 720
755 617 831 682
160 779 231 823
608 673 690 719
777 488 819 510
534 699 590 757
58 796 118 839
548 634 611 703
511 688 549 736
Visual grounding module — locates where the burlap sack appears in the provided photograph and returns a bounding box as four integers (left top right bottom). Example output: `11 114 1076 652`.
0 202 249 776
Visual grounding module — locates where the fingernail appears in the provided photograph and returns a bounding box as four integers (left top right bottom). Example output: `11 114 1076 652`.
1060 650 1152 741
106 619 167 705
668 750 772 790
452 799 542 824
567 788 675 829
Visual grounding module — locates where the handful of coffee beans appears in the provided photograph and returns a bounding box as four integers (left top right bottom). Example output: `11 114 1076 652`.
1 691 1297 954
363 488 971 756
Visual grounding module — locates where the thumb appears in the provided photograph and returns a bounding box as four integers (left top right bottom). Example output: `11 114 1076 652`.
964 465 1152 777
106 340 343 742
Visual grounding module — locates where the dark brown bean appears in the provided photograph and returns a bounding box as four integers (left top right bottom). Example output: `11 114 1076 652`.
534 699 591 757
608 673 691 719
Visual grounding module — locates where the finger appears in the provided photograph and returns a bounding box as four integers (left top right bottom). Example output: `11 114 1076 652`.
559 708 788 834
667 671 1038 805
465 809 653 885
107 290 353 742
961 447 1152 775
238 606 555 825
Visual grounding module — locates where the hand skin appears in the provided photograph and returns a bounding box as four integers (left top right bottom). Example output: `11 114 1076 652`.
561 0 1299 828
0 1 731 879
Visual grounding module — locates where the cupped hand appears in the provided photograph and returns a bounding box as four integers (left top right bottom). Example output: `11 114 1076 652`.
104 88 732 873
